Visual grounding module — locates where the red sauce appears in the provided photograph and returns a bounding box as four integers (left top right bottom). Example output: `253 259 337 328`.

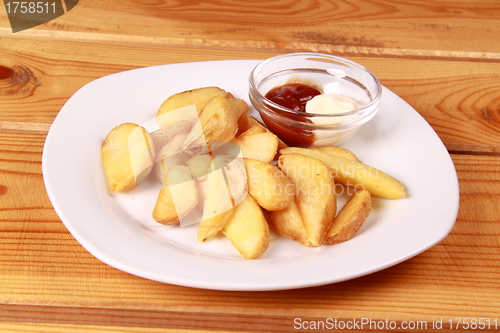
265 83 321 113
263 83 321 147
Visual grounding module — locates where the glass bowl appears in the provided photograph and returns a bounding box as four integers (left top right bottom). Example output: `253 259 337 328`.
249 52 382 147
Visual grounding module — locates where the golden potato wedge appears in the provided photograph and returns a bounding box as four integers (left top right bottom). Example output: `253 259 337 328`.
196 178 208 209
222 194 269 260
101 123 155 192
182 95 238 150
187 153 212 181
197 96 239 143
237 113 288 150
212 155 248 207
280 147 406 199
149 120 192 153
152 165 198 225
311 146 361 162
197 166 234 242
244 158 294 211
153 132 190 185
236 112 259 135
231 126 278 163
269 199 309 246
323 188 371 245
227 94 249 120
157 86 227 117
209 141 241 159
277 153 336 247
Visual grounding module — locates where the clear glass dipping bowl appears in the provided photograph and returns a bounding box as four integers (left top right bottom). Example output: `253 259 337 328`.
249 52 382 147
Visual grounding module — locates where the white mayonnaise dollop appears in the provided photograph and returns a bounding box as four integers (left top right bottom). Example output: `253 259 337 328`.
305 92 365 145
305 92 364 124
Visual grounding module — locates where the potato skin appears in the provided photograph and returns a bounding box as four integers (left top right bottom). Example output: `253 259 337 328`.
222 194 270 260
101 123 154 192
311 146 361 162
280 147 406 199
323 188 371 245
157 86 227 117
274 153 337 247
182 95 238 150
269 199 309 246
227 95 249 119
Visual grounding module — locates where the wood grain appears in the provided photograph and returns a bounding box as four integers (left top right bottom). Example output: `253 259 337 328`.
0 323 217 333
4 306 499 333
1 133 499 330
1 0 500 58
368 58 500 154
1 38 500 153
0 38 279 124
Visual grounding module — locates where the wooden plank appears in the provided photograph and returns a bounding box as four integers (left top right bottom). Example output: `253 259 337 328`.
3 305 499 333
1 134 499 324
0 305 292 332
0 37 279 124
1 0 500 58
365 58 500 154
1 39 500 152
0 321 222 333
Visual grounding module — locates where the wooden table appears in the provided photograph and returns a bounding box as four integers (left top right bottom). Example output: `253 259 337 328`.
1 1 500 332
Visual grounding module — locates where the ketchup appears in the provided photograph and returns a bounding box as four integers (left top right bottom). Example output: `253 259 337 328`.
263 83 321 146
265 83 321 113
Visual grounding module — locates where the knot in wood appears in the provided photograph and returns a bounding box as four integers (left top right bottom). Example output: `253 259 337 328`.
0 65 40 97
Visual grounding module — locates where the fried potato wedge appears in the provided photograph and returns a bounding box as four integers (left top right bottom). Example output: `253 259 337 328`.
227 94 249 120
222 194 269 260
196 178 208 209
244 158 294 211
231 126 278 163
153 132 190 185
237 113 288 150
183 96 238 150
187 153 212 181
156 104 199 130
197 166 234 242
280 147 406 199
152 165 198 225
236 112 260 135
149 120 192 152
277 153 336 247
269 199 309 246
213 155 248 207
323 188 371 245
157 86 227 117
101 123 155 192
311 146 361 162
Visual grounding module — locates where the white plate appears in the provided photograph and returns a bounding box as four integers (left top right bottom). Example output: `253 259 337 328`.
42 60 459 291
